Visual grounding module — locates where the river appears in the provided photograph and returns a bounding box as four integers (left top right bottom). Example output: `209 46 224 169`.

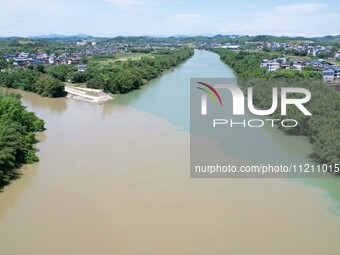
0 50 339 255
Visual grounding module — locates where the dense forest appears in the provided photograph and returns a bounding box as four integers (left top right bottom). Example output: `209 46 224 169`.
0 93 45 189
212 49 340 169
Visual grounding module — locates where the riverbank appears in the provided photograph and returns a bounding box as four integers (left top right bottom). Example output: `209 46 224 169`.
65 86 113 103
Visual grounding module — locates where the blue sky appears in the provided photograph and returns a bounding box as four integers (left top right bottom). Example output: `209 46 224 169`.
0 0 339 37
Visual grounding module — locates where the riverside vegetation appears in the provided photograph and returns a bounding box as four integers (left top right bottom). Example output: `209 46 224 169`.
0 93 45 188
213 49 340 169
0 48 193 97
73 48 194 94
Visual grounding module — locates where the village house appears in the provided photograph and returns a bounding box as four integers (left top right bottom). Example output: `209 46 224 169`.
226 44 240 49
322 70 335 83
260 57 340 85
334 51 340 58
275 57 289 64
78 64 87 72
328 66 340 81
266 61 280 72
292 60 306 70
68 58 80 65
307 59 333 72
260 59 269 67
280 63 290 69
49 54 56 64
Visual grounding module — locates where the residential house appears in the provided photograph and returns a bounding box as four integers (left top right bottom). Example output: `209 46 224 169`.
322 70 335 83
307 59 327 71
68 59 80 65
280 63 290 69
13 58 30 67
49 54 56 64
30 59 44 65
334 51 340 59
78 64 87 72
260 59 269 67
275 57 289 64
226 44 240 49
328 66 340 81
292 60 306 71
77 41 87 46
266 61 280 72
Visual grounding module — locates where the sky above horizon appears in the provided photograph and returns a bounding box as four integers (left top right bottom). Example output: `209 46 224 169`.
0 0 339 37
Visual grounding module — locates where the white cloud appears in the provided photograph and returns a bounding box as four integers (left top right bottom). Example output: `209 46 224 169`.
275 3 327 15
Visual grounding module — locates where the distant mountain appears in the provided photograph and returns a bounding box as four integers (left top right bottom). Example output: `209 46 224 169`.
212 34 224 39
313 35 340 43
0 34 339 44
0 36 21 39
28 33 93 39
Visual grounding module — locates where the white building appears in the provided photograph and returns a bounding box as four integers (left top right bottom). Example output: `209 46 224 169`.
334 51 340 58
322 70 335 83
227 44 239 49
77 41 87 46
292 61 305 71
329 66 340 81
78 64 87 72
49 57 55 64
275 57 288 64
266 61 280 72
260 59 269 67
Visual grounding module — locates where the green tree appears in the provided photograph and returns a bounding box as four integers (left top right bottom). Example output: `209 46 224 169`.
0 93 45 188
33 74 67 97
0 58 8 71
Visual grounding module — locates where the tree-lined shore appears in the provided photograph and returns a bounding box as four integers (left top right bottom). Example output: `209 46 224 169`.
0 93 45 188
213 49 340 169
0 48 194 98
78 48 194 94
